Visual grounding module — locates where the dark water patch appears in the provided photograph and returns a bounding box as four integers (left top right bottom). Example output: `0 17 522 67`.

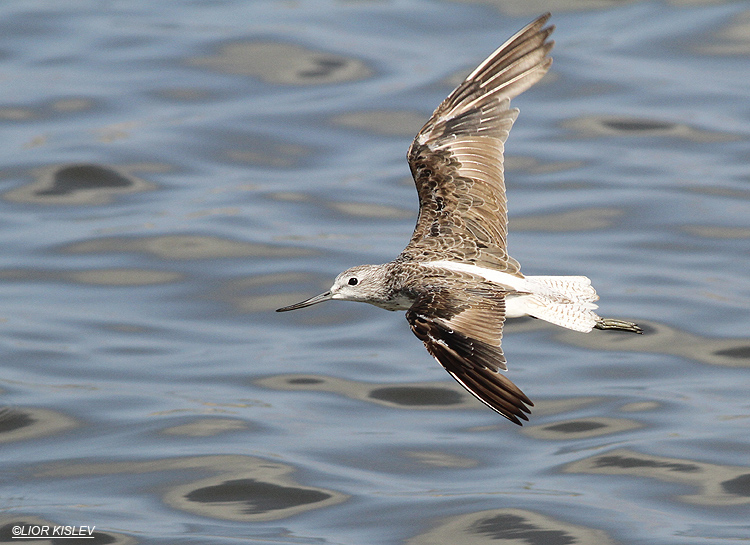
601 119 675 132
0 407 78 442
256 374 479 411
3 163 156 205
713 346 750 360
286 377 325 385
545 420 606 433
407 508 615 545
36 455 347 522
565 448 750 506
594 455 700 473
369 386 464 406
473 513 575 544
35 164 132 196
0 408 34 433
562 115 736 142
185 478 331 514
99 345 172 356
524 417 642 440
722 474 750 497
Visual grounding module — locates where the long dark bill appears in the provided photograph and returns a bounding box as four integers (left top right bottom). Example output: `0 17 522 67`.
276 291 332 312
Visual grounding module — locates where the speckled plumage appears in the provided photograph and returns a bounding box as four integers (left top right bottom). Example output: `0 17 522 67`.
278 14 642 425
401 14 553 273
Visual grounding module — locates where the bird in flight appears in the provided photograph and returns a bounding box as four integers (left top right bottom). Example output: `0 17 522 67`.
277 13 642 425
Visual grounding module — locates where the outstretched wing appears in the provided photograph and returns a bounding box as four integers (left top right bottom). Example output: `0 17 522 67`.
405 286 533 425
401 14 554 274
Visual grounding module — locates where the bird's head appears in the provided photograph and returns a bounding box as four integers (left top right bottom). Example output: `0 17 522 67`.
276 264 392 312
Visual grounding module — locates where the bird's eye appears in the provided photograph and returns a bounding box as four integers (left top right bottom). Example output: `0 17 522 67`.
348 277 358 286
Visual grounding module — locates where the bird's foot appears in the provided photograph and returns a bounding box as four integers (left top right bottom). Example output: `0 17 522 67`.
595 318 643 334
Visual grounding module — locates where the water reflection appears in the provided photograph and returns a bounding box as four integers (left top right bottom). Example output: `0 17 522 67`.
0 407 78 444
256 373 476 411
187 41 372 85
161 418 249 437
698 11 750 55
3 163 157 205
407 508 615 545
258 374 641 425
558 320 750 368
523 416 642 440
0 267 183 286
37 455 347 522
562 115 737 142
565 448 750 506
61 234 312 260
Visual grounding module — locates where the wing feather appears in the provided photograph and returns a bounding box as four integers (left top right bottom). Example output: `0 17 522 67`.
405 287 533 425
401 14 554 273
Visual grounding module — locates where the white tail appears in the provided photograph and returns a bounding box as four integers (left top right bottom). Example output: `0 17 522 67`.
511 276 601 332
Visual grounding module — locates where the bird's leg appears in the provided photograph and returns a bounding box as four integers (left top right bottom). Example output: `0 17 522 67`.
595 318 643 334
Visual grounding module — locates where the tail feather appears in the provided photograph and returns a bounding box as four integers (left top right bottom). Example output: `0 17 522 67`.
520 275 600 332
526 275 598 302
522 297 600 332
515 276 642 334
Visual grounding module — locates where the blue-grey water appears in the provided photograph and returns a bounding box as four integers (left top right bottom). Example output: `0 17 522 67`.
1 1 749 544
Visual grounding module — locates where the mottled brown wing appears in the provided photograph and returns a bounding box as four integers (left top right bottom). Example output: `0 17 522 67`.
405 287 533 425
401 14 554 274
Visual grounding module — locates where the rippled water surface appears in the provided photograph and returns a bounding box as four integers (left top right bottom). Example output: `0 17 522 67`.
2 1 750 543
